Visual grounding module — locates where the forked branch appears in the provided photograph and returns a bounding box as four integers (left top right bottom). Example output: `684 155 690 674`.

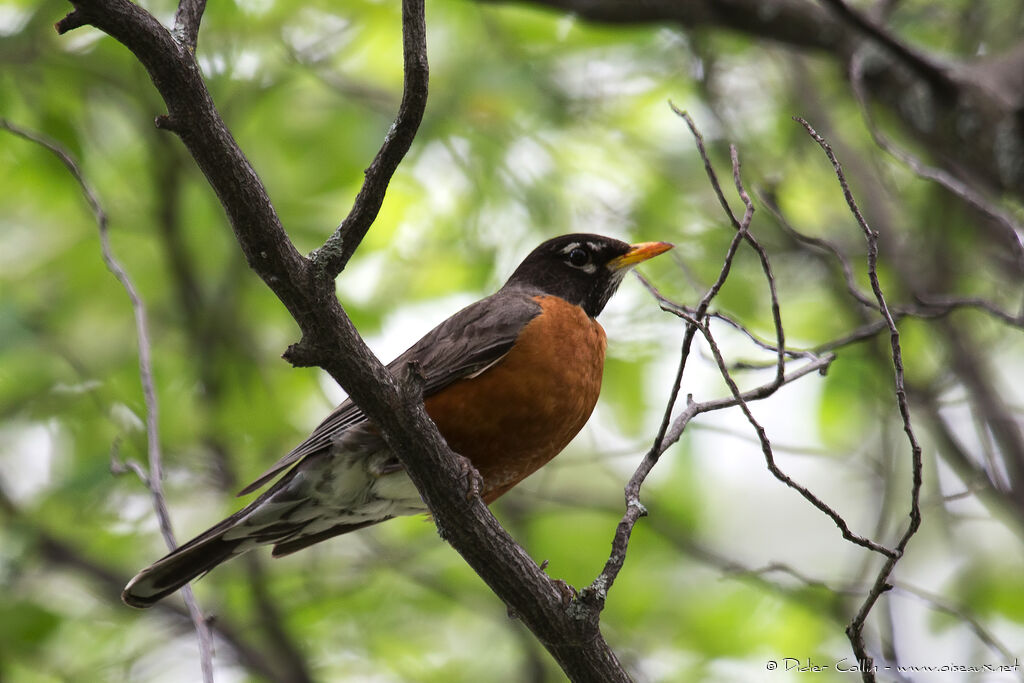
54 2 632 680
796 116 925 683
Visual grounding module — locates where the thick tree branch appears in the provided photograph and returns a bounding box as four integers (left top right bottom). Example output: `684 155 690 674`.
848 52 1024 275
816 0 955 96
172 0 207 51
478 0 849 52
56 1 631 679
476 0 1024 198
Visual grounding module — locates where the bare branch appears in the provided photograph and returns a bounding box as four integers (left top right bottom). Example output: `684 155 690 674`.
760 186 1024 337
717 554 1023 682
54 8 89 33
584 112 849 618
173 0 207 50
0 118 215 683
581 108 756 610
729 146 785 391
54 2 632 678
476 0 849 53
694 314 895 558
816 0 955 96
635 272 814 362
149 147 314 681
476 0 1024 199
891 582 1024 674
687 355 835 417
848 51 1024 275
757 187 878 309
797 116 925 683
311 0 430 282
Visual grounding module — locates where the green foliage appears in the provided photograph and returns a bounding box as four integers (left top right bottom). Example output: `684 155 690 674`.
957 564 1024 624
2 0 1023 681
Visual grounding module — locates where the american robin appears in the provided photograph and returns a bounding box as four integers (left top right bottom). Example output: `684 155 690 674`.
122 233 672 608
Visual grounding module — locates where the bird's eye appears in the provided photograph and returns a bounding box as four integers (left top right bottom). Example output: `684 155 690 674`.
567 247 589 267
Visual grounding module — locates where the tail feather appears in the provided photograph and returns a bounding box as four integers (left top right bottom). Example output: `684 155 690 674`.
270 518 387 557
121 449 413 607
121 481 287 608
122 515 383 606
122 530 246 608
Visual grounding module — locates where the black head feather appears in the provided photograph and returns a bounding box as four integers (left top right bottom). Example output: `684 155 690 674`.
502 233 672 317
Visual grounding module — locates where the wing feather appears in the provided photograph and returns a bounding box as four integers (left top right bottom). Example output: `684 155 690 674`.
237 290 541 496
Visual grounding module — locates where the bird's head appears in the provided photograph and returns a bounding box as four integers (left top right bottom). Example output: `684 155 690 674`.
503 233 673 317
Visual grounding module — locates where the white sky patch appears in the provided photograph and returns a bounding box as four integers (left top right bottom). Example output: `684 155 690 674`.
231 49 262 81
409 138 472 216
335 249 387 307
234 0 275 16
0 5 30 37
283 10 352 57
502 135 554 186
552 51 659 100
0 421 59 505
198 53 228 78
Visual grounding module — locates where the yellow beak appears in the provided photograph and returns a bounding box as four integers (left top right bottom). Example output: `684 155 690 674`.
608 241 674 270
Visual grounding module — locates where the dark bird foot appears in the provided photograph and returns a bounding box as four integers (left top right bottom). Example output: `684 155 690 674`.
455 452 484 501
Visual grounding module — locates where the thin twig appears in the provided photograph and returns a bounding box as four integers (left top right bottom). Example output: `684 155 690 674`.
582 108 754 608
652 116 881 555
586 110 837 610
149 145 315 681
0 479 292 681
0 118 215 683
761 186 1024 327
797 116 925 683
757 186 878 309
634 272 814 361
729 145 785 391
687 354 835 417
692 314 895 558
718 554 1022 681
891 582 1024 678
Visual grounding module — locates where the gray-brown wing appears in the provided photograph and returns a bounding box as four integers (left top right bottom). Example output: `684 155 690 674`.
237 289 542 496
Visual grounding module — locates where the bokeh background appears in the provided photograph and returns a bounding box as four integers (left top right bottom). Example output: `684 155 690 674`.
2 0 1023 681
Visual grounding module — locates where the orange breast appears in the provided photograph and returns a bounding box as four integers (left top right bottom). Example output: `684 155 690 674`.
424 295 607 502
